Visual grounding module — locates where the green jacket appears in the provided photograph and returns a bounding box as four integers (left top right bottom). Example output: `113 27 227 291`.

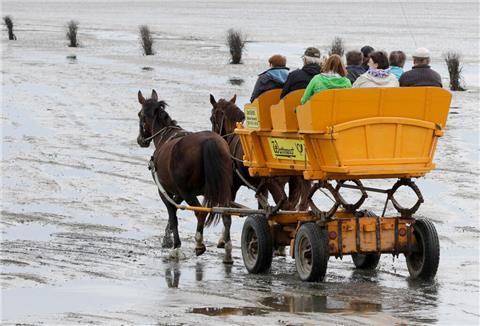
301 73 352 104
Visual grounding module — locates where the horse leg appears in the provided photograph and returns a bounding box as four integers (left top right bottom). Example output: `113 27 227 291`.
286 176 302 210
255 178 269 209
267 178 288 214
221 214 233 264
160 191 182 249
182 194 207 257
267 178 289 257
159 194 182 258
218 185 239 249
162 222 173 248
298 179 312 211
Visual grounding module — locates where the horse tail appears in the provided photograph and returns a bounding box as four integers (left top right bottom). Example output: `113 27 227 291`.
202 138 232 227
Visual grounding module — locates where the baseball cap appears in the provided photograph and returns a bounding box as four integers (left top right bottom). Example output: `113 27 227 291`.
303 47 321 58
413 47 430 58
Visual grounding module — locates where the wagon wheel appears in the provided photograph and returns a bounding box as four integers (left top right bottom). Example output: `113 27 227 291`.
351 253 381 270
241 215 273 274
405 218 440 281
294 223 329 282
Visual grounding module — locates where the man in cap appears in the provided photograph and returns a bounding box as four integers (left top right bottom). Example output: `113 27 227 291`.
280 47 322 98
399 47 442 87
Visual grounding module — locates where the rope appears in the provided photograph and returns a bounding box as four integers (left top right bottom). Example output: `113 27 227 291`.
399 1 417 48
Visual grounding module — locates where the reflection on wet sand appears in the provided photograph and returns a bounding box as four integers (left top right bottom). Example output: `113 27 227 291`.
189 294 382 317
259 294 382 314
223 263 232 276
66 55 77 64
190 306 268 316
195 262 203 282
165 263 181 288
228 77 244 86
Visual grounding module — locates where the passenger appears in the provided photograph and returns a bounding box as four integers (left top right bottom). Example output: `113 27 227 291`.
345 50 366 84
300 54 351 104
250 54 289 103
352 51 399 88
360 45 375 71
389 50 406 79
280 47 322 98
399 48 442 87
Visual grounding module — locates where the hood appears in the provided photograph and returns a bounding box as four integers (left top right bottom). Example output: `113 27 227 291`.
302 63 321 76
319 73 350 88
362 73 396 85
263 67 289 84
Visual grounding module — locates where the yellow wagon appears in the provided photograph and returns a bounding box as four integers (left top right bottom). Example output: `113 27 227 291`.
235 87 451 281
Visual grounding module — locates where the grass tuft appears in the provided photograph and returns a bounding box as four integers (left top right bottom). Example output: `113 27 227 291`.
66 20 79 47
443 51 466 91
226 28 246 64
139 25 155 55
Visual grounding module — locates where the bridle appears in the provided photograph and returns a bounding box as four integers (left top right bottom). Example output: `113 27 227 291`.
211 107 226 136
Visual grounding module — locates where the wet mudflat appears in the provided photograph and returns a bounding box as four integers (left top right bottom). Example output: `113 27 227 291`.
1 1 479 325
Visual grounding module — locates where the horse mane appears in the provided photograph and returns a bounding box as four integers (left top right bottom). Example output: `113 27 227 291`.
152 100 178 129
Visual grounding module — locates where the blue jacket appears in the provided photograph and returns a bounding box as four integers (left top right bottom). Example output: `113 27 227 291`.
390 66 404 79
250 67 289 102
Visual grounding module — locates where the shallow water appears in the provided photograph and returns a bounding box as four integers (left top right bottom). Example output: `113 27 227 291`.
2 0 480 325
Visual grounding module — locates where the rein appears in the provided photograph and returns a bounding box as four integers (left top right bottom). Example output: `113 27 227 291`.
143 126 168 142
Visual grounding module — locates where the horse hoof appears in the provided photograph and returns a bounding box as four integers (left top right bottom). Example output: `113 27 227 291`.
217 241 225 249
274 246 287 257
195 245 206 256
162 237 174 249
169 248 186 260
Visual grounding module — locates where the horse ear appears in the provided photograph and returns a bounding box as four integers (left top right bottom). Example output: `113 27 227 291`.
230 94 237 103
138 91 146 105
151 89 158 102
210 94 217 106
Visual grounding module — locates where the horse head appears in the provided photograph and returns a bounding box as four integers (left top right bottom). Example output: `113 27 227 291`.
137 89 170 147
209 94 244 136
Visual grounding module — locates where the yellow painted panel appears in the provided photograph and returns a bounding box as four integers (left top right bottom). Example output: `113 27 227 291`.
271 89 303 132
244 89 281 131
267 137 306 161
236 87 451 180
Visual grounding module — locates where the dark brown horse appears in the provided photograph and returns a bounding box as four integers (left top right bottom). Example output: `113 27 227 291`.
137 90 234 263
209 95 311 249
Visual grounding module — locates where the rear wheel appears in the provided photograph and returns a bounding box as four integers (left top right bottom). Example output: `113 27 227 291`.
294 223 329 282
241 215 273 274
405 218 440 281
352 253 381 270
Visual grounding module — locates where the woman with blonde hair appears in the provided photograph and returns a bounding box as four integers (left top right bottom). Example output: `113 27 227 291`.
301 54 351 104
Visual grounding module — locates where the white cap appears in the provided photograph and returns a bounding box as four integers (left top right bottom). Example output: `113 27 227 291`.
413 47 430 58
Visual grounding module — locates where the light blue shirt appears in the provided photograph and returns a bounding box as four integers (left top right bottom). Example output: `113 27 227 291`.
390 66 404 80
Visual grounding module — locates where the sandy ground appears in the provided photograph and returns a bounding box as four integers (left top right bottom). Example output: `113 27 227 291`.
1 1 479 325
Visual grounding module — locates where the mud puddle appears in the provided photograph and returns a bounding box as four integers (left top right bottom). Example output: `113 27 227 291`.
189 306 269 316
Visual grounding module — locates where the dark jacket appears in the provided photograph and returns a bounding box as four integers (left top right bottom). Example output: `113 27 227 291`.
250 67 289 102
346 65 366 84
399 64 442 88
280 63 321 98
